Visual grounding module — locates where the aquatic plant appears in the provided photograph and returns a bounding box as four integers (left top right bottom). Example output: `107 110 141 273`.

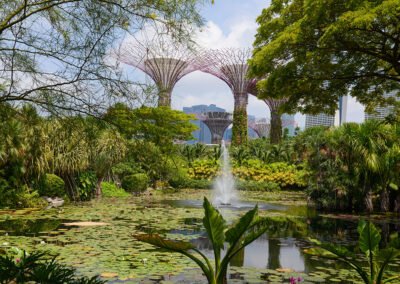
306 220 400 284
135 197 271 284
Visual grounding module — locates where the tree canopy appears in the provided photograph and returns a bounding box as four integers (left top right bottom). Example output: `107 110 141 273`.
249 0 400 114
104 103 197 148
0 0 208 114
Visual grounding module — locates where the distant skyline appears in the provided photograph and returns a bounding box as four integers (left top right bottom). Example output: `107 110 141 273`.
170 0 365 128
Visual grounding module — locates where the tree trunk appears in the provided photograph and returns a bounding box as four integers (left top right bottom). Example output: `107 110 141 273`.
270 111 282 144
380 188 390 212
232 93 248 146
364 191 374 213
394 192 400 214
61 173 77 201
96 176 103 198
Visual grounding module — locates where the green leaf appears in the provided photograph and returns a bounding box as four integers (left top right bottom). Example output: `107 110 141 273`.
134 234 195 252
358 221 381 254
376 248 400 283
225 205 258 245
202 197 226 265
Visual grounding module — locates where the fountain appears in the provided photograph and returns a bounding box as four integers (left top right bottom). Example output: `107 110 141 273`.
213 140 237 206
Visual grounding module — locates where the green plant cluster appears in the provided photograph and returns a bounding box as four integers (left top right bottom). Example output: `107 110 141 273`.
186 158 306 189
38 174 65 198
187 160 219 180
233 160 307 188
0 247 104 284
101 182 130 197
121 173 149 193
0 103 195 208
296 121 400 212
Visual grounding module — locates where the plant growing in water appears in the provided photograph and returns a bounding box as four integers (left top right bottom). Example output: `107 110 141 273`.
135 197 270 284
306 220 400 284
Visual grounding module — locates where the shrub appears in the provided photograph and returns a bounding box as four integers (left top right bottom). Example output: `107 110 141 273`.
39 174 65 197
101 182 130 197
76 171 97 201
122 173 149 193
233 161 307 188
112 162 141 180
187 159 219 180
185 179 213 189
236 180 280 191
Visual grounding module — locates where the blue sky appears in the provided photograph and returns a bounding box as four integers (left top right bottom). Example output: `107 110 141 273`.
170 0 365 127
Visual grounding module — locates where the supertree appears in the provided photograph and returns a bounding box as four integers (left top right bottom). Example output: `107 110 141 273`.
248 84 287 144
117 36 199 107
200 112 232 144
197 48 257 145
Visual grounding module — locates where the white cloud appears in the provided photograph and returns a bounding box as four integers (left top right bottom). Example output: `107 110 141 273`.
195 20 257 48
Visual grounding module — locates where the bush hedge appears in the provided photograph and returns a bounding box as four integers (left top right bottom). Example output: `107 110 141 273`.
121 173 149 193
101 182 130 197
39 174 65 197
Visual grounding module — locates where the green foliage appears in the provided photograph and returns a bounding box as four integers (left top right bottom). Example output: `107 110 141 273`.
111 162 141 181
76 172 97 201
233 161 307 188
249 0 400 114
236 180 280 192
105 104 196 150
121 173 149 193
231 109 248 146
306 220 400 284
169 172 213 189
188 159 219 180
101 182 130 197
38 174 65 197
135 197 271 284
303 121 400 212
0 248 104 284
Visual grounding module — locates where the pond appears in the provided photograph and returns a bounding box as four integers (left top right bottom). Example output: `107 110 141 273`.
0 189 399 283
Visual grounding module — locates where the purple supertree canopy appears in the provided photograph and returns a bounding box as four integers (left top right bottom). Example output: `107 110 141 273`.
117 36 199 106
196 48 257 98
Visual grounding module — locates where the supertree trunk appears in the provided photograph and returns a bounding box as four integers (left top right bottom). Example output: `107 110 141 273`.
270 110 282 144
158 89 172 107
232 93 248 145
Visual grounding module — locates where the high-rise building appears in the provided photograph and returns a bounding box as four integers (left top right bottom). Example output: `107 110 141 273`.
365 92 399 121
305 113 335 129
305 96 348 129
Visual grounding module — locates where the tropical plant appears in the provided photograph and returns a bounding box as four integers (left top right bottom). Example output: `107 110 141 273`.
135 197 271 284
0 249 104 284
306 220 400 284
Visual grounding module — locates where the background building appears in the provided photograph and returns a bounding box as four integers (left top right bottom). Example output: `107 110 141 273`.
305 113 335 129
183 104 265 143
365 92 399 121
305 96 348 129
281 114 296 136
183 104 225 144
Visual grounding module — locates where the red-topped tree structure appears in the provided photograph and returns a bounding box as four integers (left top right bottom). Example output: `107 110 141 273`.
118 36 199 107
197 48 257 145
